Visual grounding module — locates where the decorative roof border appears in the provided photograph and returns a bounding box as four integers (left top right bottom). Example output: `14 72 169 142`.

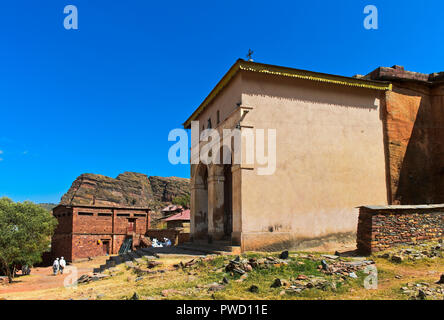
183 60 392 128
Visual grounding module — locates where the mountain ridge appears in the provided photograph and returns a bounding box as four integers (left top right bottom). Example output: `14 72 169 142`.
60 172 190 209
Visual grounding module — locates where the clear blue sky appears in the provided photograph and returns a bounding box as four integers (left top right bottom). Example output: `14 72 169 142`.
0 0 442 203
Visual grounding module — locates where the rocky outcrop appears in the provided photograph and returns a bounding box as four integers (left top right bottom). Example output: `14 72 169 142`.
60 172 189 208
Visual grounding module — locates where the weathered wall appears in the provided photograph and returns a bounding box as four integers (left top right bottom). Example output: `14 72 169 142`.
384 82 444 205
238 72 389 250
357 205 444 254
51 234 73 262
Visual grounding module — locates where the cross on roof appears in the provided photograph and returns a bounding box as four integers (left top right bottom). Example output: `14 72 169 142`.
246 49 254 61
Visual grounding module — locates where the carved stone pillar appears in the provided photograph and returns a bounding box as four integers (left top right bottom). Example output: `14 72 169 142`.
208 165 225 241
191 183 208 240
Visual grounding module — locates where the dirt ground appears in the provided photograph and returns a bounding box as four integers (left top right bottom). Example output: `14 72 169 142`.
1 242 442 300
0 256 108 298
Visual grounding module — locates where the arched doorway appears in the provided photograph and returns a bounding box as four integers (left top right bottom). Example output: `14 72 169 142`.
192 164 209 240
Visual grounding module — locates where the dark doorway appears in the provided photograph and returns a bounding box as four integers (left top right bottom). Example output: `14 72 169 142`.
127 218 136 233
102 240 110 255
223 165 233 238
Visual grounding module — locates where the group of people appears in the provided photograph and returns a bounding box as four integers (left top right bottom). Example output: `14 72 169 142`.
52 257 66 275
151 237 172 248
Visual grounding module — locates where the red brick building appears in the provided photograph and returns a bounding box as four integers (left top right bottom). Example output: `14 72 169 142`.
51 204 151 262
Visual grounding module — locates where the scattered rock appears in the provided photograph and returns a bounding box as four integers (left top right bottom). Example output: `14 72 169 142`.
208 283 225 292
222 277 229 284
147 261 162 269
75 273 109 284
437 274 444 285
135 277 144 282
248 285 259 293
271 278 282 288
279 250 289 259
417 290 427 300
349 272 358 279
321 254 339 260
321 260 329 271
130 292 140 300
379 243 442 263
400 280 444 300
239 274 248 281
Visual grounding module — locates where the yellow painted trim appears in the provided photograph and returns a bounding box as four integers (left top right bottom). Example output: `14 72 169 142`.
183 60 392 128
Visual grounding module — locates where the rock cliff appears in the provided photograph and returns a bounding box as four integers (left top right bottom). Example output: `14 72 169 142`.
60 172 189 209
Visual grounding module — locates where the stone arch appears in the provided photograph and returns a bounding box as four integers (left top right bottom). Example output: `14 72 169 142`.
191 163 209 240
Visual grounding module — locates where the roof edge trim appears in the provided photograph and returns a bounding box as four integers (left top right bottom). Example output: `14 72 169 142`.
183 60 392 128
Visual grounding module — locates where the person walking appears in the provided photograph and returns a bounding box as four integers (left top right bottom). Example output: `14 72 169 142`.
59 257 66 275
52 258 59 276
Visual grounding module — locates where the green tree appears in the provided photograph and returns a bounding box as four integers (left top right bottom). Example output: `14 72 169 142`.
172 194 190 208
0 198 57 283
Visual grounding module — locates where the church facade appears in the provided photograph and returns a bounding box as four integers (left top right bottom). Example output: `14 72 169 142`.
184 59 444 251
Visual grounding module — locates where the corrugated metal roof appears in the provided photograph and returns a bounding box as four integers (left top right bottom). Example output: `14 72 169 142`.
164 209 190 221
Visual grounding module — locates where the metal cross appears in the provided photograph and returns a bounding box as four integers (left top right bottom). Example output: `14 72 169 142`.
246 49 254 61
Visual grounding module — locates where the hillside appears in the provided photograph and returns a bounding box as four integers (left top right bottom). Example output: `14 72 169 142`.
38 203 58 212
60 172 190 209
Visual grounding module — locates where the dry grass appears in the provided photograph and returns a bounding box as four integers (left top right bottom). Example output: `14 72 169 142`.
1 246 442 300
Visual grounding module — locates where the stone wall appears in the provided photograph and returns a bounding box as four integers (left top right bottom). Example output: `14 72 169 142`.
146 229 190 245
357 205 444 254
367 66 444 205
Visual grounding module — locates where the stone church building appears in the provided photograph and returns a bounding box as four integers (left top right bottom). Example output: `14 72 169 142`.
184 59 444 251
51 204 150 261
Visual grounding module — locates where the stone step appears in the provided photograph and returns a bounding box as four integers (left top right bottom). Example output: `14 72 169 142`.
127 251 141 261
178 243 241 255
118 253 130 262
110 255 122 264
93 264 106 273
105 260 116 268
136 248 155 257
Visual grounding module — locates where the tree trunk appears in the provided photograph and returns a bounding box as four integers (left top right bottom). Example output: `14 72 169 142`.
0 258 12 283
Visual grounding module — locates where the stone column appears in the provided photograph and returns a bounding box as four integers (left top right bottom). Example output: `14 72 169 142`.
191 183 208 240
208 165 225 242
231 165 242 246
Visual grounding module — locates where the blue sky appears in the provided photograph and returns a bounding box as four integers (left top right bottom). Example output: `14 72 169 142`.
0 0 442 203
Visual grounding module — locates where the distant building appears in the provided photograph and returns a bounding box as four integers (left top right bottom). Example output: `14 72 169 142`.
164 209 190 230
161 204 183 217
51 204 150 262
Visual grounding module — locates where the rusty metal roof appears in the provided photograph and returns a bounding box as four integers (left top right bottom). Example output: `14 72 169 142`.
164 209 190 221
